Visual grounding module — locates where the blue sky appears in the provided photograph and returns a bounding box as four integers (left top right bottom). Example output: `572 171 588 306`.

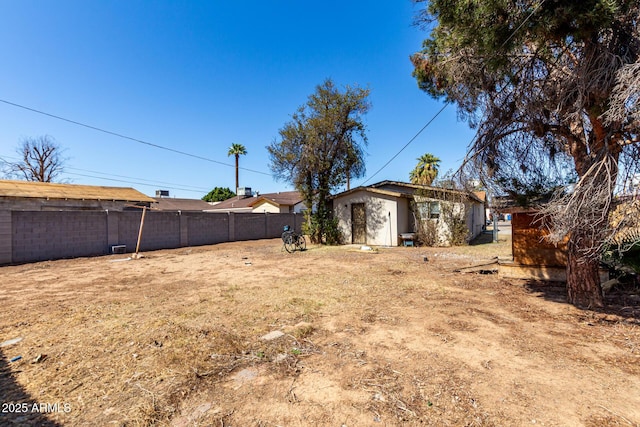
0 0 477 199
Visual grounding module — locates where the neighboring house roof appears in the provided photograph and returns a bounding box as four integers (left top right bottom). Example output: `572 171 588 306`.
0 179 155 203
208 191 303 211
248 191 303 208
333 181 485 203
152 197 213 211
206 195 259 212
333 186 410 199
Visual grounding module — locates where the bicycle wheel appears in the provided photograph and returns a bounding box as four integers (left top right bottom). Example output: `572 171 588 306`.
296 234 306 251
284 235 296 253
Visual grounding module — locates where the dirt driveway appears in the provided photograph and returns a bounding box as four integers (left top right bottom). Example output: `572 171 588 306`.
1 237 639 426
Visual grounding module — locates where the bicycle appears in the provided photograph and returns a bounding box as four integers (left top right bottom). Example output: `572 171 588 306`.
281 225 306 253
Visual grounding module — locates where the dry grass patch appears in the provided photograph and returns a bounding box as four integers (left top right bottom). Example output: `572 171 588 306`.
0 237 639 426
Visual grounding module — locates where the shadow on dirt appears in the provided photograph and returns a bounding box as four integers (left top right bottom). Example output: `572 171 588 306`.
470 232 494 246
523 280 640 321
470 230 510 246
0 348 61 426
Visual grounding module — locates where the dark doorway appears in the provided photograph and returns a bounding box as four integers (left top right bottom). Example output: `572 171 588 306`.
351 203 366 244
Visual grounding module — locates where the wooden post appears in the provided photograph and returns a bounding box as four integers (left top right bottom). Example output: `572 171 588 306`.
134 206 147 258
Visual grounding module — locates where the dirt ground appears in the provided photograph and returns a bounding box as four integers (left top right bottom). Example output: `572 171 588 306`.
1 234 639 426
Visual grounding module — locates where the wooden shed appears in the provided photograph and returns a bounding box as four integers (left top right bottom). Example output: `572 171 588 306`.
510 209 566 267
499 207 607 282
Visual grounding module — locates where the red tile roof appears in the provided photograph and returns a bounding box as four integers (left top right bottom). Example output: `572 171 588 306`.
249 191 303 207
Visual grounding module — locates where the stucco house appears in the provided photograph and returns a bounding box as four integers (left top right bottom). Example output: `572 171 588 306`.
208 190 305 213
0 179 155 211
332 181 486 246
250 192 306 213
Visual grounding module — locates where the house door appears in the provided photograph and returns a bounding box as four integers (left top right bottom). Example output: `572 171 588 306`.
351 203 366 244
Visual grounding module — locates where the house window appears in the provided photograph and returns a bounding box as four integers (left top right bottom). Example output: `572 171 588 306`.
429 201 441 219
418 201 440 219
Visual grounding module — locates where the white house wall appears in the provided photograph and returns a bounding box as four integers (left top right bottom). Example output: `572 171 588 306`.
334 190 409 246
429 200 460 245
251 201 282 213
416 198 485 245
292 202 306 214
251 200 306 214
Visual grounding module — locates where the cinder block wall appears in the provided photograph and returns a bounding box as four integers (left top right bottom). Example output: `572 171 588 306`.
114 211 145 252
0 211 12 264
266 213 301 237
1 210 301 265
234 213 267 241
186 213 229 246
135 211 181 251
11 211 107 263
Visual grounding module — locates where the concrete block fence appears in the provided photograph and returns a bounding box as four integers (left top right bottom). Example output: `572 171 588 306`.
0 210 303 265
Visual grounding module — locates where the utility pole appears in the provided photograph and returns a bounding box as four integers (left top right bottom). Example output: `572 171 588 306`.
492 209 498 243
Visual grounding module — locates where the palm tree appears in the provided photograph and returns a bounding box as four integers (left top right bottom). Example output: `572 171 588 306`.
227 143 247 191
410 153 441 186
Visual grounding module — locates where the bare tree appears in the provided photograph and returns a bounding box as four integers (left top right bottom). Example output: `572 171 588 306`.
4 136 67 182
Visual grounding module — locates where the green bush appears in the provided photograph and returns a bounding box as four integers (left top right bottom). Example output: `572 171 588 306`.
303 210 343 245
412 199 469 247
603 244 640 275
447 209 470 246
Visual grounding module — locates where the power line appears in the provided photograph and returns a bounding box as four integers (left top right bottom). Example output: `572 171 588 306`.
2 1 545 188
0 154 210 193
455 0 548 171
359 103 448 186
65 166 210 192
0 98 272 176
65 172 207 194
357 0 546 187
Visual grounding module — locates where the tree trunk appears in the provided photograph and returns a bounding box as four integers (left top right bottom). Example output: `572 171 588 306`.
562 151 617 309
566 233 604 308
235 154 239 192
